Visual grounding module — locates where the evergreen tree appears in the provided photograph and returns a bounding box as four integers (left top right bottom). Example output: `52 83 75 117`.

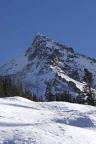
83 69 95 105
24 87 33 100
0 77 4 96
17 81 23 97
83 68 93 95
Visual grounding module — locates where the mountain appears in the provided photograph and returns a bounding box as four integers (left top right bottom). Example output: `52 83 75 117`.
0 96 95 144
0 34 96 99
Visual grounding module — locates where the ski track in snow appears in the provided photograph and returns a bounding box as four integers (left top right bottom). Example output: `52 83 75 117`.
0 96 95 144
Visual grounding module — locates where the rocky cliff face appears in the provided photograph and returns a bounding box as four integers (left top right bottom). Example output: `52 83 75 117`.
0 34 96 98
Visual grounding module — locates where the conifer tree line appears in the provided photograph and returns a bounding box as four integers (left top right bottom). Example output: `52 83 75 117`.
0 76 39 101
46 68 96 106
0 68 95 106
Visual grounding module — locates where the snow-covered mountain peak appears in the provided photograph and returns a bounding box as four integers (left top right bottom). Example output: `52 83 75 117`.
25 33 54 58
0 34 96 98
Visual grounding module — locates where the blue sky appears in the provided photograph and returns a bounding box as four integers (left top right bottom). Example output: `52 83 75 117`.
0 0 96 65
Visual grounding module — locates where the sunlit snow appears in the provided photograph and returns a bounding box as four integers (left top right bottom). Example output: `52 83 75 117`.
0 96 95 144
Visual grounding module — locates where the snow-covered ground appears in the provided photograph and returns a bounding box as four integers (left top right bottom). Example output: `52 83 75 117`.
0 96 96 144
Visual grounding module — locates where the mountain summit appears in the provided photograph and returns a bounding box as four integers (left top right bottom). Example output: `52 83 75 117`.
0 34 96 99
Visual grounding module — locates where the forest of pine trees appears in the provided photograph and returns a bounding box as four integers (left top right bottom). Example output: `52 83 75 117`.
0 73 95 105
0 76 38 101
0 76 71 103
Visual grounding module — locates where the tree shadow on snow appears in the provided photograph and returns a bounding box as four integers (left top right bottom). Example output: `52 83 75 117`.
0 102 39 110
0 122 40 127
3 140 15 144
54 116 95 128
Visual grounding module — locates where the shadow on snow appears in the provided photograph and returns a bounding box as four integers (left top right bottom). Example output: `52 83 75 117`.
54 115 95 128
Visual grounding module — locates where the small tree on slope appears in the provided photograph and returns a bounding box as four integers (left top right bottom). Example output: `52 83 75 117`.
83 68 95 105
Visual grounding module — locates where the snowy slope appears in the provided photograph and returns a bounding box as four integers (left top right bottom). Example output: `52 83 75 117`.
0 96 95 144
0 34 96 97
0 55 28 75
50 65 84 91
